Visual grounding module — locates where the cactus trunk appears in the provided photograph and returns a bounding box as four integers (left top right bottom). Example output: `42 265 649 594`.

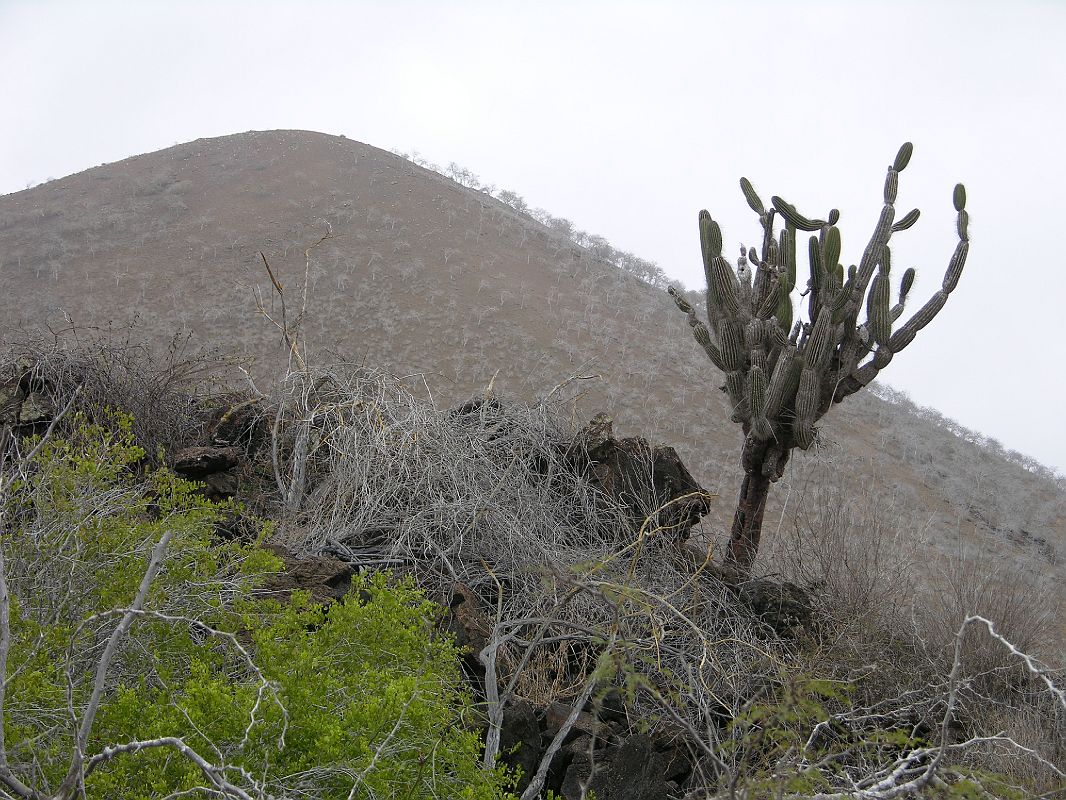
724 436 790 573
726 466 772 573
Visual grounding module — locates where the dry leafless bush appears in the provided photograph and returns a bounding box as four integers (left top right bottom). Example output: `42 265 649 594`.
257 362 1066 798
1 325 227 462
909 546 1066 786
763 458 927 680
768 465 922 621
921 546 1058 679
760 458 1066 794
264 364 794 793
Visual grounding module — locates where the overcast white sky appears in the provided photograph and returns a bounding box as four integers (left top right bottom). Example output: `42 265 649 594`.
1 0 1064 473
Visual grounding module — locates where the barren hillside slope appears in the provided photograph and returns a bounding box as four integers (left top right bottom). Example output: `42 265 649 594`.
1 130 1062 613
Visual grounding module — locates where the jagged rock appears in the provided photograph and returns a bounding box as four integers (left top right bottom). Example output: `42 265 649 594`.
682 754 727 795
737 577 815 638
594 687 629 727
559 746 594 800
499 700 541 793
0 380 54 426
449 394 502 421
657 741 691 784
259 544 355 606
207 397 267 452
171 446 241 478
567 414 712 541
569 412 615 457
444 583 494 676
203 470 239 501
0 384 24 424
212 509 261 542
544 701 602 743
547 734 596 798
19 391 53 424
561 733 681 800
564 734 594 758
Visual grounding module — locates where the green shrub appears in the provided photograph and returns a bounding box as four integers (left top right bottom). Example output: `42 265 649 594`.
1 414 512 799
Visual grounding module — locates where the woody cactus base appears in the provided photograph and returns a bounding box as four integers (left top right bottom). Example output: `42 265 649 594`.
670 142 969 575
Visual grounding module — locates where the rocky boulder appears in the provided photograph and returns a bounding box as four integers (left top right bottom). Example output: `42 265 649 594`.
566 413 712 541
170 445 243 500
0 359 54 428
259 544 355 606
560 733 689 800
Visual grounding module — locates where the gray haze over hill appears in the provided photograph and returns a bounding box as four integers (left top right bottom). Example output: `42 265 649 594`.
0 1 1063 473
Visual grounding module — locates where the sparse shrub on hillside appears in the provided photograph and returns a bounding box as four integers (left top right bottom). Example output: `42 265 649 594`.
391 150 675 290
767 463 922 640
923 547 1058 692
669 143 971 575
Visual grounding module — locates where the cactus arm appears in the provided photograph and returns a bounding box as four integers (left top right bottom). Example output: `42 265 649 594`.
833 182 969 404
793 365 820 449
771 196 825 232
889 266 917 321
668 286 728 371
697 211 726 334
668 284 694 316
709 253 742 318
725 370 748 423
892 208 921 232
763 345 800 421
766 224 795 332
838 144 913 337
744 207 778 346
807 235 824 321
740 176 766 216
757 282 781 320
737 246 754 311
758 238 781 309
830 144 912 391
748 365 770 439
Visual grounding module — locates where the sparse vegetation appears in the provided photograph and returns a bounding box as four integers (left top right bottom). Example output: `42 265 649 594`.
391 148 674 290
8 339 1066 800
0 132 1063 799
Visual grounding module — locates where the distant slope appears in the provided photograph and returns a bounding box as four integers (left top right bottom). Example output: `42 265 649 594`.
1 130 1062 606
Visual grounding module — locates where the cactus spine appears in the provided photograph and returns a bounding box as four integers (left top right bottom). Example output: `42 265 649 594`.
668 142 970 575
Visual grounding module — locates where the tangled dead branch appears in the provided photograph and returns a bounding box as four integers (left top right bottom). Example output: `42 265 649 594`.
268 363 1066 798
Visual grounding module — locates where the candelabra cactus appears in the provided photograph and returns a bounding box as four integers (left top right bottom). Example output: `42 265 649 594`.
670 142 969 575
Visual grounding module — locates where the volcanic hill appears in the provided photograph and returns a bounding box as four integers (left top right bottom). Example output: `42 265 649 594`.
0 129 1062 620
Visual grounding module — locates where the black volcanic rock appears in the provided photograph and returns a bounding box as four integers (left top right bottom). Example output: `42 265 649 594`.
171 445 241 478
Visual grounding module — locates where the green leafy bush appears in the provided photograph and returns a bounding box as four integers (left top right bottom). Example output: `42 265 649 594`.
1 414 512 799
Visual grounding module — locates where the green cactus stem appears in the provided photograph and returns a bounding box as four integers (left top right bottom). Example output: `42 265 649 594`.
884 170 899 204
893 141 914 171
740 177 766 216
763 345 800 420
892 208 921 232
772 196 824 232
